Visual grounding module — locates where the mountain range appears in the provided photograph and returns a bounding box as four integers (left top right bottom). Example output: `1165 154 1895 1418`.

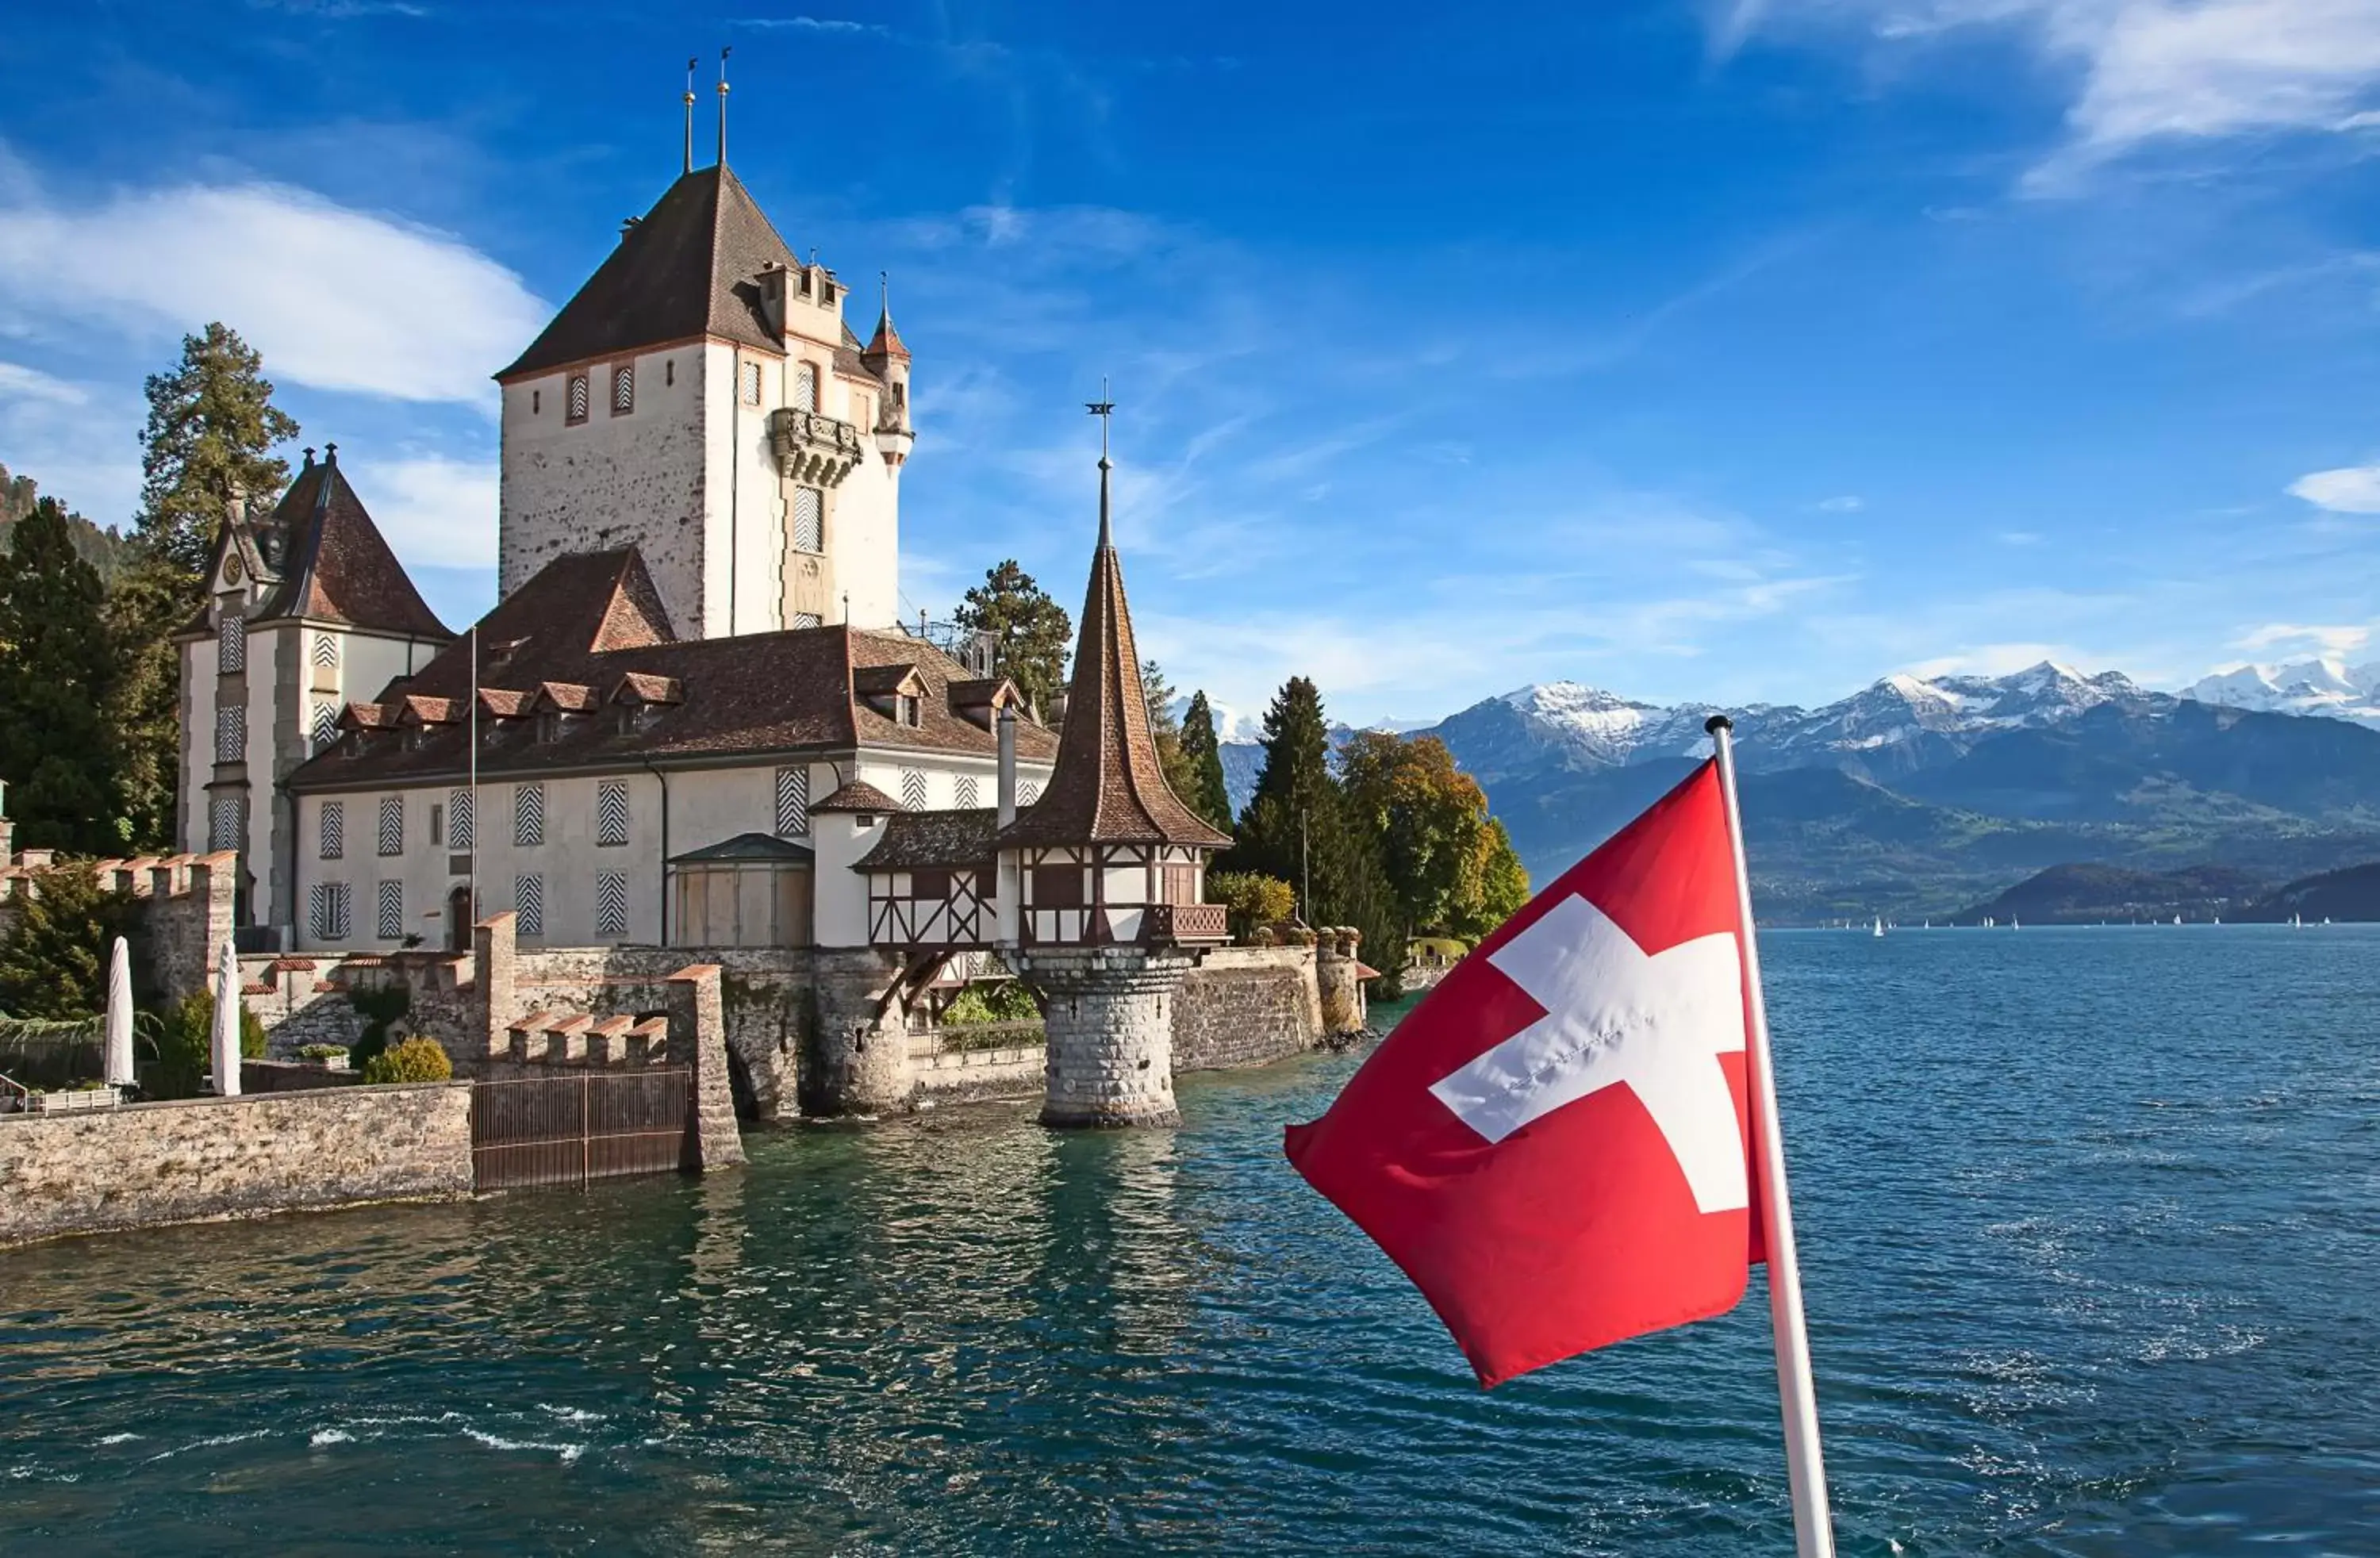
1202 662 2380 922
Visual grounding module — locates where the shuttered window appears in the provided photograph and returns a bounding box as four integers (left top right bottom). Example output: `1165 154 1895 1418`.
774 767 809 837
514 783 544 847
791 485 823 554
900 769 927 811
320 800 344 860
448 789 474 850
313 633 340 669
611 362 635 414
218 615 244 673
209 796 241 852
378 796 404 856
313 700 340 750
514 874 544 937
377 881 405 940
739 360 761 405
596 780 631 846
793 361 817 411
216 704 245 763
596 872 629 937
310 881 352 941
956 776 980 808
567 374 590 422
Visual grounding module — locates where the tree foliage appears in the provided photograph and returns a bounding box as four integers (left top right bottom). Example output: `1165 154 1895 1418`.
1179 691 1234 830
1339 731 1531 940
0 463 133 582
363 1034 452 1084
1207 870 1295 940
1138 658 1203 810
135 322 298 587
0 501 134 854
954 560 1071 722
0 864 144 1019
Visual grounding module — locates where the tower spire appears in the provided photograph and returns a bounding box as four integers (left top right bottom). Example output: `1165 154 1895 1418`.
683 56 697 175
1086 380 1114 550
716 46 731 167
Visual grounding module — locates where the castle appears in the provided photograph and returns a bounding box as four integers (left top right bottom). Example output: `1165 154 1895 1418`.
171 152 1337 1126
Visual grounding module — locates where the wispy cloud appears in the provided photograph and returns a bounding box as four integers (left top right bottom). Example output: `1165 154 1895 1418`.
2288 462 2380 514
728 15 889 35
0 362 90 406
367 454 498 567
2233 621 2372 654
0 173 547 407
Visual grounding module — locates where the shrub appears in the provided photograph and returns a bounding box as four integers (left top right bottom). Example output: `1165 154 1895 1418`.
363 1035 450 1084
941 980 1039 1026
1208 871 1296 942
345 985 410 1073
145 991 210 1099
298 1043 348 1062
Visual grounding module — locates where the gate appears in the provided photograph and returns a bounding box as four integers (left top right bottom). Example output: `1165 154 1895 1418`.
470 1068 690 1191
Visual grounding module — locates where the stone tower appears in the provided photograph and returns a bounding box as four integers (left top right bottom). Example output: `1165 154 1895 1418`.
493 162 912 640
999 413 1235 1127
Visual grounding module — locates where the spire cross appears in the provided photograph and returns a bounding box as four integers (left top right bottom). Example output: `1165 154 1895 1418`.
1085 382 1115 547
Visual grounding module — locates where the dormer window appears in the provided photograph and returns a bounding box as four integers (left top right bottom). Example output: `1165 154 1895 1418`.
566 374 590 424
897 693 920 727
536 712 562 743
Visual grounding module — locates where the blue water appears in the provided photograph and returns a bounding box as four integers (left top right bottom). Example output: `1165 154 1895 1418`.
4 926 2377 1554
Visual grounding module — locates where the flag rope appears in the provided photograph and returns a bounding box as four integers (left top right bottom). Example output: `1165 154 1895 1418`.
1706 714 1836 1558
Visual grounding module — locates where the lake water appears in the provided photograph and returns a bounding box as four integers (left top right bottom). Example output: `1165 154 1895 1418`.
5 926 2377 1555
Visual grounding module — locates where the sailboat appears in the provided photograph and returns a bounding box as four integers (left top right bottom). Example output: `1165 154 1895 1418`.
2011 916 2020 930
1871 915 1885 938
2173 914 2183 926
2291 913 2303 929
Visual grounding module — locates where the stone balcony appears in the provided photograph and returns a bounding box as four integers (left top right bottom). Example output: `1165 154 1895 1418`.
1143 903 1230 946
766 409 867 487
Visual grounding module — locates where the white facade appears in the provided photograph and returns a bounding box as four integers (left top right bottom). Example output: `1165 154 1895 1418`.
497 282 907 642
287 746 1046 955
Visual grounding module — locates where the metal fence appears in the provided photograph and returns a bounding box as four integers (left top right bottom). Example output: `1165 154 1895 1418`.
470 1068 689 1192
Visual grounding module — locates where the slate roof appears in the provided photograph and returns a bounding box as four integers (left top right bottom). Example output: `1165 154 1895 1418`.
193 450 452 641
855 808 998 871
286 547 1057 792
996 465 1232 851
670 832 816 865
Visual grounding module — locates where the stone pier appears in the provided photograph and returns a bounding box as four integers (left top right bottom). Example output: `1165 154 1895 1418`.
1019 946 1194 1128
1315 927 1367 1034
804 946 916 1116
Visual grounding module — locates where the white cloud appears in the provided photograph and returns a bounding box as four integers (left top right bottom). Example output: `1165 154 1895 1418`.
1725 1 2380 186
2288 462 2380 513
1902 641 2089 677
2233 621 2371 654
1814 494 1864 512
0 179 547 407
368 455 499 567
0 362 90 406
729 15 889 33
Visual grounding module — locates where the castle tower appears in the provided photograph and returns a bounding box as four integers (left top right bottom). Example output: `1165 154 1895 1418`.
1000 407 1233 1128
493 163 908 640
179 447 453 934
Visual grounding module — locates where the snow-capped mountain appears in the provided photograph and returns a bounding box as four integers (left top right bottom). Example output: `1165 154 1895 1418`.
2182 658 2380 729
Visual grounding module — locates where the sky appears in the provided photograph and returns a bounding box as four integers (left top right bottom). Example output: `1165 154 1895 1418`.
2 1 2379 734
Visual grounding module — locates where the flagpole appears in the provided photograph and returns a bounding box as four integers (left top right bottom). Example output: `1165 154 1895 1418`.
1706 713 1835 1558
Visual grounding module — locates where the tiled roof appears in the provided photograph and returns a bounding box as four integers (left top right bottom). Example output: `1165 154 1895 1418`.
996 467 1232 851
855 808 997 871
812 780 901 813
286 548 1057 792
244 451 452 640
499 166 804 380
862 305 910 363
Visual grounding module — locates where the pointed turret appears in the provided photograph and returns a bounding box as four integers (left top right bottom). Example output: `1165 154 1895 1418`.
862 274 915 465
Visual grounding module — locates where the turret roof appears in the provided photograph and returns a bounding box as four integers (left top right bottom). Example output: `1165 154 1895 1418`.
247 451 451 639
862 305 909 363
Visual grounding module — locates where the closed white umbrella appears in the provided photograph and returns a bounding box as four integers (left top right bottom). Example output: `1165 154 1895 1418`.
104 937 134 1088
211 938 242 1097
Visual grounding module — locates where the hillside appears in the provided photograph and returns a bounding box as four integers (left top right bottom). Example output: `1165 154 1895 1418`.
2240 862 2380 923
1957 863 2274 925
0 463 135 583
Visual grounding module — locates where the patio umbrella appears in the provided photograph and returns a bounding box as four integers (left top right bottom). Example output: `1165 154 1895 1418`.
104 937 134 1088
211 938 242 1097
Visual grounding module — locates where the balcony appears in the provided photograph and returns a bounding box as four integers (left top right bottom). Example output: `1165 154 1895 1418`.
767 409 866 488
1143 903 1229 946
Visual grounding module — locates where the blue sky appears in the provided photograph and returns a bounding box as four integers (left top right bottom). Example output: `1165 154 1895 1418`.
3 1 2378 732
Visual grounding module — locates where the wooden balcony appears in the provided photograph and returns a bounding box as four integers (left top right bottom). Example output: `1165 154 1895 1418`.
1143 903 1228 945
766 409 866 487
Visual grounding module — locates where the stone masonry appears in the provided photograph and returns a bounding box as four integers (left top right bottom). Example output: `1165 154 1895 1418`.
1315 927 1368 1034
805 946 914 1115
1172 946 1324 1069
665 963 746 1171
1023 946 1194 1129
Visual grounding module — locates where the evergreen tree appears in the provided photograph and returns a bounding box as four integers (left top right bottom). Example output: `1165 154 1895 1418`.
135 322 297 587
1138 658 1202 806
102 563 189 851
1232 677 1337 908
954 560 1071 722
0 864 143 1019
0 501 130 854
1179 690 1233 829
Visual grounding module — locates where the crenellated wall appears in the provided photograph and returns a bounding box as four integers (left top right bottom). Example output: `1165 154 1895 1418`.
0 848 237 1006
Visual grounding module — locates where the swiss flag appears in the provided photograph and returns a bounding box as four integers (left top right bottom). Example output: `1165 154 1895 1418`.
1286 760 1765 1387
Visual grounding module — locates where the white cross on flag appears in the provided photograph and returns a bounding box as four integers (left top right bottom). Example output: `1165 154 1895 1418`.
1287 758 1774 1387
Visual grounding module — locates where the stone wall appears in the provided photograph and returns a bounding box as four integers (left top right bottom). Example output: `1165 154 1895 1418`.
0 848 237 1006
1020 946 1192 1128
912 1038 1045 1105
0 1082 472 1247
1173 946 1325 1070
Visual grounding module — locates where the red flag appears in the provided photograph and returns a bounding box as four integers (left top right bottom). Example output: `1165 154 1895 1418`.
1285 760 1765 1387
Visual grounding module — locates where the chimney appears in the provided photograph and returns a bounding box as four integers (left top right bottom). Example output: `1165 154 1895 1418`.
996 704 1018 827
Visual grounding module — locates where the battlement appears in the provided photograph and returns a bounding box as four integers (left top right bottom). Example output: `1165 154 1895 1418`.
0 845 239 1004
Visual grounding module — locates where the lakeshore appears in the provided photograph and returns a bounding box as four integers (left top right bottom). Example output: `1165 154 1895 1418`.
6 928 2375 1555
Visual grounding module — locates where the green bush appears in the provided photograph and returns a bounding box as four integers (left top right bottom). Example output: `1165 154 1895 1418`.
941 980 1039 1026
297 1043 347 1062
0 864 144 1019
345 985 410 1073
1208 871 1296 942
139 990 269 1099
362 1035 450 1084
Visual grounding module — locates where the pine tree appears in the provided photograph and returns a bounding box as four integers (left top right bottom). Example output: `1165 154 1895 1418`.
1180 691 1234 829
0 863 144 1020
1138 658 1203 807
102 563 189 851
0 501 129 854
1232 677 1337 909
135 322 297 588
954 559 1071 722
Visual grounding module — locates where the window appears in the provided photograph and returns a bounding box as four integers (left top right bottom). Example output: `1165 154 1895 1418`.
739 360 762 406
1020 780 1042 806
320 800 344 860
377 881 405 940
790 611 821 630
209 796 241 852
312 700 340 750
448 789 474 850
430 802 443 846
778 768 823 837
1032 865 1083 908
310 881 352 941
611 362 634 414
900 769 927 811
896 693 920 727
912 869 951 901
596 872 629 937
532 388 540 416
956 775 980 808
218 615 245 673
378 796 404 856
514 873 544 937
793 361 817 412
514 783 545 847
567 374 591 423
596 780 631 846
791 485 823 554
665 359 675 387
216 704 246 763
313 633 340 669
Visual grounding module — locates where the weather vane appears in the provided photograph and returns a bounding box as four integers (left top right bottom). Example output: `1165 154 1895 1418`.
1085 378 1114 462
